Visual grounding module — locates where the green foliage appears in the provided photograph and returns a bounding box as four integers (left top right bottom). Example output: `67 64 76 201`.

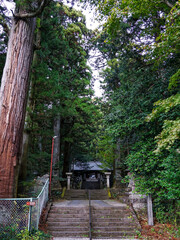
0 226 50 240
96 133 116 169
91 0 180 223
154 119 180 152
26 2 100 177
146 93 180 152
127 143 180 199
146 94 180 121
169 69 180 90
127 142 180 222
0 224 18 240
17 228 50 240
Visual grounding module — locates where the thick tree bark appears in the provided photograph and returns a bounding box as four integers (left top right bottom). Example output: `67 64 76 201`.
19 132 29 180
0 17 36 197
19 39 40 181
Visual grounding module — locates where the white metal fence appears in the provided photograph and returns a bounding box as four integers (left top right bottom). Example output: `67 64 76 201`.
32 179 49 229
0 179 49 235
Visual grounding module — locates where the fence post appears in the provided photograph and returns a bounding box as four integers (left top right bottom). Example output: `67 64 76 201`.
147 194 154 226
37 198 40 229
28 198 33 232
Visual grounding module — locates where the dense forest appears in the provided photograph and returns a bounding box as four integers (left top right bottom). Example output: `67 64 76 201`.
0 0 179 224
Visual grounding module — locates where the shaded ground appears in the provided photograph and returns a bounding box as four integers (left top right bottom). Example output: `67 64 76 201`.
139 216 179 240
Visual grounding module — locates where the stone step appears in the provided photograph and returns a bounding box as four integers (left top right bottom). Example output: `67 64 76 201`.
47 222 89 227
92 209 129 213
92 219 137 227
47 217 88 222
48 226 89 231
92 206 127 210
64 189 110 200
92 231 136 238
92 213 130 218
66 190 87 192
48 213 89 218
90 195 108 196
65 193 87 195
92 217 136 223
90 197 108 200
90 192 108 195
64 193 87 196
65 198 88 200
64 190 88 200
50 208 89 214
92 226 137 231
48 231 89 237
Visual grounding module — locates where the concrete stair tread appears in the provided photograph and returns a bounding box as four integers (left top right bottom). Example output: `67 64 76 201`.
92 232 136 236
64 189 109 200
48 231 89 237
92 226 137 230
50 210 89 214
48 227 89 231
47 221 88 225
47 214 88 217
47 218 88 222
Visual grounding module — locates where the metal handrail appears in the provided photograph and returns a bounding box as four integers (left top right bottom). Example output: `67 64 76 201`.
88 190 92 240
37 179 49 199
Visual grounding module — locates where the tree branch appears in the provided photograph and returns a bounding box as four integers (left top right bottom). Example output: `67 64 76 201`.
163 0 174 8
13 0 52 19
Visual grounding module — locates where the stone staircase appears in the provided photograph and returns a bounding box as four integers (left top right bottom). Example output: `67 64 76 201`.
91 206 140 238
46 188 141 239
64 189 87 200
64 189 109 200
90 189 109 200
47 205 89 238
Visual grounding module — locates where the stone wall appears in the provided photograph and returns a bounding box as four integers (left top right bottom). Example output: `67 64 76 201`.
127 174 147 215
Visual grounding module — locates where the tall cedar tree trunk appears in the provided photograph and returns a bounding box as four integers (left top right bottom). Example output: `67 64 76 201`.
0 17 36 197
19 23 41 181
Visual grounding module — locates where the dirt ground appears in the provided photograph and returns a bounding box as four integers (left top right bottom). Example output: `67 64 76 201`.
138 216 179 240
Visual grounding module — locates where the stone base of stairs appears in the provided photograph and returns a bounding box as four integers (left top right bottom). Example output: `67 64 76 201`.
53 238 138 240
47 200 140 239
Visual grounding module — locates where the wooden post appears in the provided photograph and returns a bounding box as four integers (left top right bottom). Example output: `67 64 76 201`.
147 194 154 226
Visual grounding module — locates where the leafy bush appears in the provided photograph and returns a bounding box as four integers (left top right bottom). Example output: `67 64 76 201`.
0 227 50 240
17 228 50 240
126 141 180 223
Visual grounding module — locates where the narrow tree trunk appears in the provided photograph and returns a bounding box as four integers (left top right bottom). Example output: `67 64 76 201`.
0 17 36 198
53 115 60 177
62 141 71 178
115 138 122 187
